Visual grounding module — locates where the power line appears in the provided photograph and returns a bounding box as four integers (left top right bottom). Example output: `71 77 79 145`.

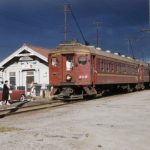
63 4 89 45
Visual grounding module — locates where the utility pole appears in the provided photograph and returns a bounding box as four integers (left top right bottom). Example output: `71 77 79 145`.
127 38 135 58
141 0 150 32
64 4 71 42
95 22 102 47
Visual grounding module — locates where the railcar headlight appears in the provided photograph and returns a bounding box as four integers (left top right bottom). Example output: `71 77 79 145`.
66 74 72 81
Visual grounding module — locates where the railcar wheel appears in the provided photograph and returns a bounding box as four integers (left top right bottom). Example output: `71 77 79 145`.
141 85 145 90
127 85 133 93
135 84 145 91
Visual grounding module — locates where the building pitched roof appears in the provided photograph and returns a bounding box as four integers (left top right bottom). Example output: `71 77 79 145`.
24 44 51 58
0 43 51 68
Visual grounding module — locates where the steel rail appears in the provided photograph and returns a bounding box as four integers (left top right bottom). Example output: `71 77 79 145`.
0 99 84 118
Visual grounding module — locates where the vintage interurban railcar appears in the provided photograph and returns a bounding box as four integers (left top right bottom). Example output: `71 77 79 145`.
48 41 150 100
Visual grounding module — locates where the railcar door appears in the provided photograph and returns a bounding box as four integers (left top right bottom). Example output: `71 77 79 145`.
62 54 75 83
91 55 96 84
138 65 144 83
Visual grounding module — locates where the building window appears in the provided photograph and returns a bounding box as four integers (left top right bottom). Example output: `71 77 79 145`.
9 72 16 86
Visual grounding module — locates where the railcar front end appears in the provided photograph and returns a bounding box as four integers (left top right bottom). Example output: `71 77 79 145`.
49 43 95 100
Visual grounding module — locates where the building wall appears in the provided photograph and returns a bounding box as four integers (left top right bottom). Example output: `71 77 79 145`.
1 58 49 93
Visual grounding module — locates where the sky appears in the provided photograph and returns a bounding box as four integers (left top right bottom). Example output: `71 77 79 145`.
0 0 150 61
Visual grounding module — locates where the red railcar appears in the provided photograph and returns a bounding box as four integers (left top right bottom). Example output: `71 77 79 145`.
48 41 150 100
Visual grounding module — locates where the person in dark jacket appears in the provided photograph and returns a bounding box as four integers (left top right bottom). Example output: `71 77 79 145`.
0 81 4 105
2 80 10 105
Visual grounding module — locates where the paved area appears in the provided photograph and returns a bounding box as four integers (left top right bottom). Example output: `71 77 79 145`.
0 90 150 150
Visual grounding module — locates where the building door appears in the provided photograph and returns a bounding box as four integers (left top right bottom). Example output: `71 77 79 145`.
26 71 34 92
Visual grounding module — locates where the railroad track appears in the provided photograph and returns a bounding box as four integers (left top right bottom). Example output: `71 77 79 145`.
0 99 83 118
0 93 127 118
0 90 135 118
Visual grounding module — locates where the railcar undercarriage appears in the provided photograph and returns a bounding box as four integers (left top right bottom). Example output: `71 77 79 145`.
52 86 84 100
51 82 149 100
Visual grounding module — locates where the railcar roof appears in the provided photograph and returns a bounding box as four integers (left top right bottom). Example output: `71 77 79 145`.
50 42 148 67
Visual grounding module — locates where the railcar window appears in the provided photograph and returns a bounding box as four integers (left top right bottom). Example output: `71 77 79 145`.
51 57 58 67
135 67 138 74
121 64 126 74
120 64 123 73
111 63 114 72
107 63 110 72
96 59 100 72
146 69 149 75
114 63 117 73
100 61 104 72
117 64 120 73
128 66 131 74
66 56 73 71
132 66 135 75
124 66 126 73
78 56 87 65
134 67 136 74
104 62 107 72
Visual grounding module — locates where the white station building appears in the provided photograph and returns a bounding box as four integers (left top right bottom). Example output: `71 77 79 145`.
0 44 51 95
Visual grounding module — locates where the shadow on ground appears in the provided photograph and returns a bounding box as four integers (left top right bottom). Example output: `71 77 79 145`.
0 100 29 119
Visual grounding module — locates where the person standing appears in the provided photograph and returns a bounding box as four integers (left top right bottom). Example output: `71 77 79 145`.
0 81 4 105
2 80 10 105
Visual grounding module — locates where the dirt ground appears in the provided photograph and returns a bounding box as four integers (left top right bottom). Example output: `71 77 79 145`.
0 90 150 150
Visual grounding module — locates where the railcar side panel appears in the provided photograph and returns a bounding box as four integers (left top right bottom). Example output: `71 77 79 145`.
96 74 138 84
49 54 62 86
95 56 139 84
